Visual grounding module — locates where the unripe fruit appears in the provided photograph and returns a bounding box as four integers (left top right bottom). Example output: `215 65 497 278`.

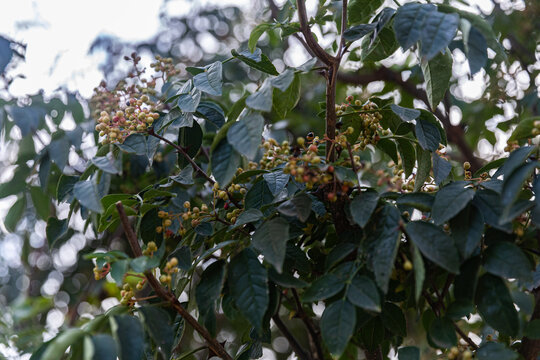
403 260 413 271
163 219 172 227
297 137 305 146
463 162 471 170
124 273 144 288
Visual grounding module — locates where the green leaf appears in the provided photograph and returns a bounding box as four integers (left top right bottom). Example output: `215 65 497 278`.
227 110 264 160
263 171 289 195
57 174 79 202
245 180 273 210
117 133 146 155
229 248 269 332
89 334 117 360
231 48 279 76
377 138 399 164
246 80 273 112
411 244 425 302
91 155 120 175
396 138 415 178
476 342 518 360
48 136 70 171
361 27 399 62
483 241 533 282
344 23 376 42
405 221 460 273
429 317 457 348
420 11 459 60
277 194 312 223
524 319 540 339
234 209 263 227
438 4 507 62
473 189 512 233
381 302 406 336
46 217 68 247
398 346 420 360
415 145 431 192
177 84 202 113
41 329 86 360
302 273 345 302
139 306 174 359
421 50 452 109
211 139 241 186
390 105 420 122
348 0 384 25
249 24 273 53
273 73 301 118
197 101 225 131
396 193 434 212
461 21 487 75
475 274 519 336
268 268 308 288
346 275 381 312
509 117 540 142
170 165 194 185
367 204 401 293
415 119 441 151
450 205 484 259
252 217 290 273
349 190 379 227
111 315 144 360
73 179 103 213
432 153 452 185
193 61 222 96
320 300 356 357
4 196 26 232
177 121 202 168
501 162 537 216
394 3 437 49
432 182 475 225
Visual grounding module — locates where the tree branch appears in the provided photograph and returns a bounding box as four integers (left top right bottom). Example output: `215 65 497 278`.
272 313 311 360
291 289 324 360
115 202 233 360
296 0 334 66
337 68 483 171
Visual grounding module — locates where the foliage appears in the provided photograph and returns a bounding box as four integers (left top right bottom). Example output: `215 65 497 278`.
1 1 540 360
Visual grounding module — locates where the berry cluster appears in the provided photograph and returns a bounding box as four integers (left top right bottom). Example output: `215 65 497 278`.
91 53 180 144
159 257 179 285
336 99 385 150
446 346 472 360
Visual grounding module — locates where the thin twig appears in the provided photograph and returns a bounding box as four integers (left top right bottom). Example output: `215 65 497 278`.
339 0 348 58
346 142 358 172
272 294 311 360
291 289 324 360
115 202 233 360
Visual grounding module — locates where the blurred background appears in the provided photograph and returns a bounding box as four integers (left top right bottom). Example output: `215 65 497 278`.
0 0 538 358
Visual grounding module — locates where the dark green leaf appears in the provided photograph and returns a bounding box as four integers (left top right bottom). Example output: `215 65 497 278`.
462 23 487 75
90 334 117 360
476 342 518 360
302 273 345 302
347 275 381 312
348 0 384 25
420 12 459 60
40 329 85 360
361 27 399 62
415 119 441 151
117 133 147 155
252 217 290 273
268 268 308 288
227 111 264 160
377 138 399 164
432 153 452 185
390 105 420 122
381 302 406 337
473 189 512 233
412 244 425 302
246 80 273 112
232 49 279 76
111 315 145 360
493 146 533 179
406 221 460 273
349 190 379 227
211 139 241 186
139 306 174 359
394 3 437 49
475 274 519 336
229 248 269 332
501 162 536 216
177 121 203 168
277 194 312 223
415 145 431 192
483 242 532 282
249 24 273 53
421 50 452 109
367 204 401 293
344 24 377 42
4 196 25 232
320 300 356 357
273 73 301 118
396 138 415 177
46 217 68 247
235 209 263 227
432 182 475 225
29 186 49 220
73 179 103 213
245 180 273 210
396 193 434 212
263 171 289 196
524 319 540 340
193 61 222 96
429 317 457 348
398 346 420 360
450 205 483 259
91 155 120 174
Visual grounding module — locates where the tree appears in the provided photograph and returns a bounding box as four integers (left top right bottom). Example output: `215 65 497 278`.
1 0 540 359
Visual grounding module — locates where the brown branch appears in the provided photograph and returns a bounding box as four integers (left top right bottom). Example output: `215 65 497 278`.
337 68 483 171
115 202 233 360
339 0 348 58
272 313 311 360
291 289 324 360
296 0 335 66
346 142 358 172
